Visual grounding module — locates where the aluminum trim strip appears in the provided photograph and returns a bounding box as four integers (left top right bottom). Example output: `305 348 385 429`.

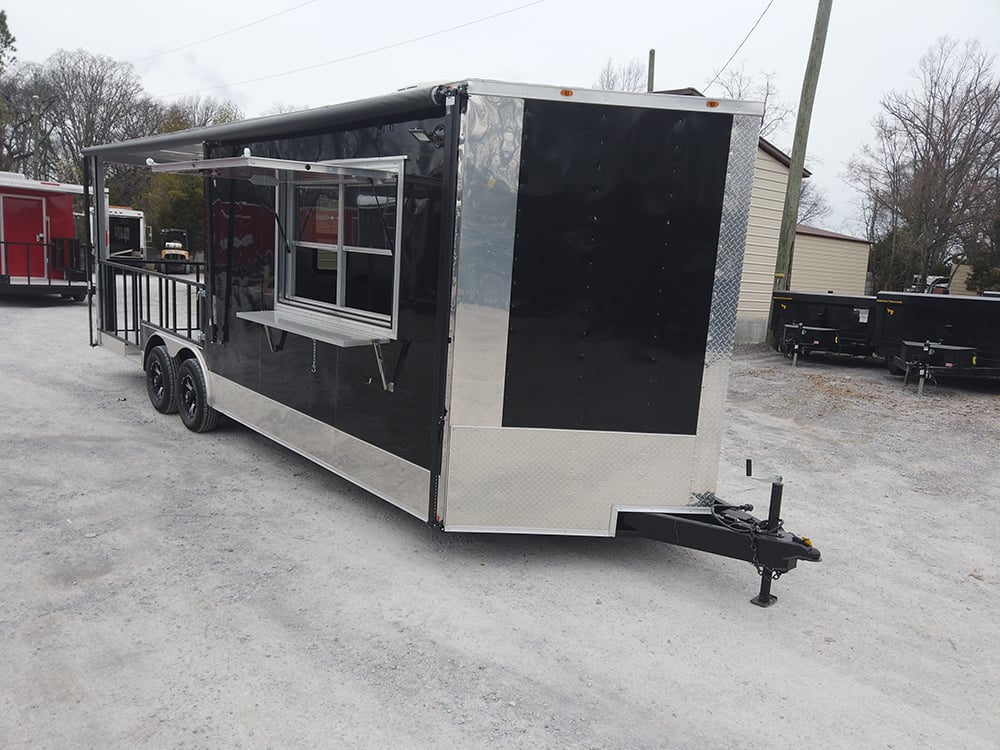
613 505 714 516
447 95 523 428
435 93 471 525
465 79 764 116
443 526 614 537
209 375 430 519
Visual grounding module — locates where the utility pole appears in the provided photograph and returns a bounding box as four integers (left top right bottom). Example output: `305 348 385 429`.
773 0 833 292
31 94 41 180
647 49 656 92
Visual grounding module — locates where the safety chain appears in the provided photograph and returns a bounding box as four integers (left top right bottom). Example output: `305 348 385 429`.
748 520 785 580
311 340 317 374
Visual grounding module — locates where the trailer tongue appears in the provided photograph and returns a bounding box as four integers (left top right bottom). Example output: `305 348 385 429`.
83 80 820 605
619 464 821 607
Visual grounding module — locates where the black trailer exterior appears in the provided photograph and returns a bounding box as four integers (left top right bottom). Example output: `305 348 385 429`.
876 291 1000 381
771 291 878 358
83 81 819 603
770 288 1000 384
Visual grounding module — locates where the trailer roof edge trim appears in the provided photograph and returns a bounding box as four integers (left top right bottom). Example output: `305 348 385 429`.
82 84 447 165
465 79 764 116
0 175 86 195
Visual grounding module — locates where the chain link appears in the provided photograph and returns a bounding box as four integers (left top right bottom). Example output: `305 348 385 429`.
311 340 317 374
748 521 785 580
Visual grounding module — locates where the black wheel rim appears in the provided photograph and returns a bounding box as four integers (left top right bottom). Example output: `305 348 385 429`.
180 373 197 418
149 360 165 401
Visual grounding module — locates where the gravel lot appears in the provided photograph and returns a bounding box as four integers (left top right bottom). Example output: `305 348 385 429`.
1 295 998 749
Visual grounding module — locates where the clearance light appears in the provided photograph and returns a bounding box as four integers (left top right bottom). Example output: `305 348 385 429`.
560 89 574 97
706 100 720 108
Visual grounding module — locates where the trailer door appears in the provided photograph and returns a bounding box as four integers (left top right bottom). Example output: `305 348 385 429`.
1 195 46 278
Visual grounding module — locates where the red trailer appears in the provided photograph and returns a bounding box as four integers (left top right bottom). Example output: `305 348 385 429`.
0 172 90 301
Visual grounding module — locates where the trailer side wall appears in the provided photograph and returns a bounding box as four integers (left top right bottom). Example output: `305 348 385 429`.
442 94 760 533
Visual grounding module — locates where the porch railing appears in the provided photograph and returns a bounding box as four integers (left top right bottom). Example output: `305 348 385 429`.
96 259 206 346
0 238 88 286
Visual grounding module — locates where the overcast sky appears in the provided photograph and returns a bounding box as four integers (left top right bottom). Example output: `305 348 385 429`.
4 0 999 234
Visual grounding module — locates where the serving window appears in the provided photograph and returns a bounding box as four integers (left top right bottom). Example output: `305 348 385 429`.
283 176 400 330
151 154 406 344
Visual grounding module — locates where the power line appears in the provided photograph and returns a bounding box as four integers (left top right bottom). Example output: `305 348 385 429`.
130 0 318 64
161 0 546 99
705 0 776 92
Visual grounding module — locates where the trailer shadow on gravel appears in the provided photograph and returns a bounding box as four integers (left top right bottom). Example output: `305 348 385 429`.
0 294 87 307
772 349 1000 395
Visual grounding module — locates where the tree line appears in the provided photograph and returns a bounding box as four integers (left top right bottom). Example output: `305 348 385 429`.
849 38 1000 293
0 11 244 255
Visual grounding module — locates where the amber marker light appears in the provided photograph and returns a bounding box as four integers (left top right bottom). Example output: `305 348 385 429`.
560 89 574 97
706 100 720 108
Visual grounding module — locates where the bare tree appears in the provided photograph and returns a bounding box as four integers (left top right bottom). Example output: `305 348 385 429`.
261 101 309 116
0 11 23 173
0 10 15 73
595 57 647 92
798 181 830 225
0 64 38 174
41 50 161 184
164 95 243 131
849 38 1000 291
712 63 794 138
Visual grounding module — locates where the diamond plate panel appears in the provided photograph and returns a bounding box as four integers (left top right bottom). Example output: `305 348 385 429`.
445 426 699 534
690 113 761 492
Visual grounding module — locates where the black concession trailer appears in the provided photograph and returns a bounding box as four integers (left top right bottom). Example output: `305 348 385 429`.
84 80 819 604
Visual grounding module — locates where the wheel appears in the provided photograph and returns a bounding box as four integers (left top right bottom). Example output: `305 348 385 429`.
71 291 86 302
176 358 220 432
145 345 178 414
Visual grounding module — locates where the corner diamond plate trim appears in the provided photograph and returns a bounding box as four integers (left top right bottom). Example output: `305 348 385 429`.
707 113 760 363
690 113 761 494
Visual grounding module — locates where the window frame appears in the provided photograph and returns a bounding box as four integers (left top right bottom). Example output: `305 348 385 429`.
278 159 404 337
150 154 407 343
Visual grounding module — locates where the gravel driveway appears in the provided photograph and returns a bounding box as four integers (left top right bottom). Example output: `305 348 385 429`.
2 296 997 749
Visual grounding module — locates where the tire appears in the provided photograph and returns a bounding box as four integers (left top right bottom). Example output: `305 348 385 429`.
145 345 178 414
176 358 220 433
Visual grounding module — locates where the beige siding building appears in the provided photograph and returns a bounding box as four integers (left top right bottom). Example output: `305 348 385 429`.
789 225 871 295
734 143 871 342
736 143 793 343
950 264 975 294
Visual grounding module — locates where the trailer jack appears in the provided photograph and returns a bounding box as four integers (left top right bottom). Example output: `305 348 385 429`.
617 462 820 607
